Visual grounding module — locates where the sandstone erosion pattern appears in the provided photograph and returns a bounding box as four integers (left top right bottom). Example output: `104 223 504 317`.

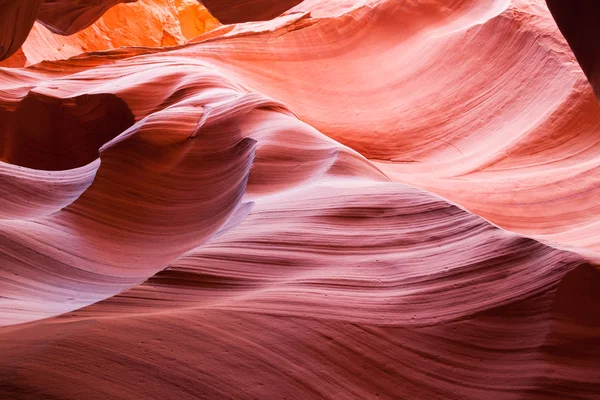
0 0 599 399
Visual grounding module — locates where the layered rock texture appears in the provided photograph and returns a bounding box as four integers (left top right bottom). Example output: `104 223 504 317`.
1 0 599 399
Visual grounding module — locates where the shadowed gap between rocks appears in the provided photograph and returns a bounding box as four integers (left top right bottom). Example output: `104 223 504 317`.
1 92 135 171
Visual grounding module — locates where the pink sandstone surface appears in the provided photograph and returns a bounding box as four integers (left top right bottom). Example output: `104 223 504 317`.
0 0 599 398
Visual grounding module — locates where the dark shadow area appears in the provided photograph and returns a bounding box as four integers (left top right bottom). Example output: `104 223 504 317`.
546 0 600 100
551 262 600 326
200 0 303 24
2 92 135 171
528 263 600 398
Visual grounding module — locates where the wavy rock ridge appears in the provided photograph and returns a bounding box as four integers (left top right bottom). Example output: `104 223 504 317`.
0 0 599 399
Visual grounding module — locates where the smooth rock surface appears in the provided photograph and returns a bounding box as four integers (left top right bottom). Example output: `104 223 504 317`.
0 0 599 399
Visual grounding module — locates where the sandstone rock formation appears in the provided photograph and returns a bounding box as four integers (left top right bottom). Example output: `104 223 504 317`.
0 0 599 399
0 0 218 66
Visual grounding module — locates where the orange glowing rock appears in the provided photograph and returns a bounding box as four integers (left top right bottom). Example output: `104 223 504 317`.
176 0 220 39
1 0 219 66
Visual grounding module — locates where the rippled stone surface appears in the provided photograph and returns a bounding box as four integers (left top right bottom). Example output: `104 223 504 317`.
1 1 599 399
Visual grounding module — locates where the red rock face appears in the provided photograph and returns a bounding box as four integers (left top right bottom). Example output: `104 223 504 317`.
199 0 303 24
0 0 219 66
36 0 139 35
0 0 131 60
1 0 599 399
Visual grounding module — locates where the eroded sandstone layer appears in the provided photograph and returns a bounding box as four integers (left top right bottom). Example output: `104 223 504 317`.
0 0 599 399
